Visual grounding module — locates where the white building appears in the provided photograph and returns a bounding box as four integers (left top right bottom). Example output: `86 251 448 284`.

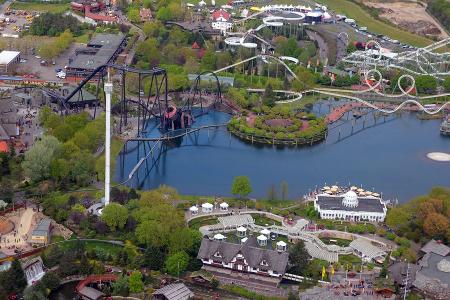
211 9 232 34
314 191 387 222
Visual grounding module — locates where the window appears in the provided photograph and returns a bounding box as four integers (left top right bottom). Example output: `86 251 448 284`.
260 260 268 266
214 251 222 258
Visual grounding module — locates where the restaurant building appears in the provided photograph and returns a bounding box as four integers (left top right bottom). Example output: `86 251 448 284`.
314 190 387 222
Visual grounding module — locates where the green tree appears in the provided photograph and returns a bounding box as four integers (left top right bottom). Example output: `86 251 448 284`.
165 251 189 276
79 254 91 275
443 76 450 92
289 241 309 275
112 274 129 296
101 203 128 230
143 245 165 270
262 83 275 107
415 75 437 94
6 258 27 293
22 135 61 182
128 271 144 293
127 7 141 23
41 271 60 291
231 176 252 198
156 6 173 22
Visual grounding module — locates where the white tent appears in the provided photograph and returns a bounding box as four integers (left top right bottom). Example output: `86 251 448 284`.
219 202 229 211
257 234 268 246
201 202 213 213
260 228 271 235
189 206 199 215
214 233 226 240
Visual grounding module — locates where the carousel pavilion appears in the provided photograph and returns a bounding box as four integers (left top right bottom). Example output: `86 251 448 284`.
314 189 387 222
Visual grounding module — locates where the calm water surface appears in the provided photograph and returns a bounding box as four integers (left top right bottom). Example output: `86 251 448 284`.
114 99 450 203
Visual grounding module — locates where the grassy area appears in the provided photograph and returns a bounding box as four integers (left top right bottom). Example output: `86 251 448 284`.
277 93 322 110
188 216 218 230
10 2 70 14
223 284 282 300
313 0 432 47
338 254 362 267
55 239 123 255
320 237 352 247
251 214 282 226
74 30 93 44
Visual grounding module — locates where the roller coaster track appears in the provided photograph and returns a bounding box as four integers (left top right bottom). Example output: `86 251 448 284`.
209 54 298 79
127 123 228 142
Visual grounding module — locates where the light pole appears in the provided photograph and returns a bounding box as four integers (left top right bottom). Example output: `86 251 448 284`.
104 70 113 206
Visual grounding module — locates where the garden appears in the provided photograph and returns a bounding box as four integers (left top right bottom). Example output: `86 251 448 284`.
228 102 327 146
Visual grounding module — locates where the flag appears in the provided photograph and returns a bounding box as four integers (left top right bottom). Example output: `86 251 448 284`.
321 266 326 280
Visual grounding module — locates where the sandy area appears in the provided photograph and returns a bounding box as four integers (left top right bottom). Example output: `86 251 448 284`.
365 1 448 39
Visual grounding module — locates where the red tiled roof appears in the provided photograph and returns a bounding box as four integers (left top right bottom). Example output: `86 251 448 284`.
211 9 230 21
0 141 8 153
192 41 200 49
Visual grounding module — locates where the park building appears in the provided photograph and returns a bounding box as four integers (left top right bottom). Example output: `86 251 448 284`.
314 190 387 222
0 50 20 74
30 218 52 245
211 9 232 34
197 237 289 286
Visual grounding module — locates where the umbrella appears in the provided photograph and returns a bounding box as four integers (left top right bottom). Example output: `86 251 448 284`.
331 185 339 189
357 188 364 192
323 186 330 190
331 187 338 192
359 192 366 196
350 186 358 190
373 193 380 197
324 190 332 194
365 191 372 195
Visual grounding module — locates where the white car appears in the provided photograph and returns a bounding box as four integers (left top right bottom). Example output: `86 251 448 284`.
35 55 41 59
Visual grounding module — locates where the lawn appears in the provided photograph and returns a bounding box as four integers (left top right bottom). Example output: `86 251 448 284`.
55 238 123 255
10 2 70 14
338 254 362 267
251 214 282 226
319 237 352 247
74 30 93 44
188 216 218 230
314 0 432 47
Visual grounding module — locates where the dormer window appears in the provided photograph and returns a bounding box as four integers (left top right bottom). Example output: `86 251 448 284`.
214 251 222 258
260 260 268 266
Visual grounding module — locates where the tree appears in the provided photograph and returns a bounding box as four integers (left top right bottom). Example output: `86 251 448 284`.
415 75 437 94
262 83 275 107
443 76 450 92
143 245 165 270
231 176 252 198
288 290 298 300
423 213 449 237
128 271 144 293
289 241 309 275
22 135 61 182
79 254 91 275
127 7 141 23
112 274 129 296
101 203 128 230
6 258 27 293
165 251 189 276
41 272 60 291
211 278 219 289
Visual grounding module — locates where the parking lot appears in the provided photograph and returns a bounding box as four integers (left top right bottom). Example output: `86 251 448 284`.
15 42 79 81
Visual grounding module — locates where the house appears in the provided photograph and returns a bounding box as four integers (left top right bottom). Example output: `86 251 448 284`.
30 219 52 245
0 100 19 141
411 240 450 299
211 9 232 34
153 283 193 300
140 8 152 22
197 237 289 286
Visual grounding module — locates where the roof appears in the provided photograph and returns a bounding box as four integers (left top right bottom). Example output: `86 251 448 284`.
79 286 104 300
32 219 51 237
192 41 200 49
197 237 289 274
211 9 231 21
0 141 8 152
153 283 193 300
316 194 385 213
68 33 125 71
421 240 450 257
413 253 450 298
0 51 20 65
350 238 386 259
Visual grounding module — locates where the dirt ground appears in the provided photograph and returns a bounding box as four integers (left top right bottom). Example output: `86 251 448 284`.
365 1 448 39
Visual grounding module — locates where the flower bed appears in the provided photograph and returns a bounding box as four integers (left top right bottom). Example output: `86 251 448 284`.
228 107 327 146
